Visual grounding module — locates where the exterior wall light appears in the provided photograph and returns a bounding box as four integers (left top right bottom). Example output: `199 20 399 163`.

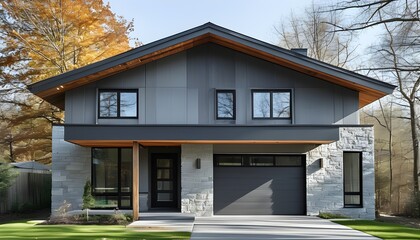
196 158 201 169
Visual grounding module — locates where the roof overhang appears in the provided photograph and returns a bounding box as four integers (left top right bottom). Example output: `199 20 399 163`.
63 124 348 147
29 23 396 109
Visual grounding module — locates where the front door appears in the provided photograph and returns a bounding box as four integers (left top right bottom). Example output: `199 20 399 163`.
151 153 178 208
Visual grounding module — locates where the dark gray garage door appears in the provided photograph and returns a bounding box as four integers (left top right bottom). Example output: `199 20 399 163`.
214 154 306 215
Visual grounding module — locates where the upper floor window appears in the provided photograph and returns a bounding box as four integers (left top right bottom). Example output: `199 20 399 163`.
216 90 235 120
99 90 138 118
252 90 291 119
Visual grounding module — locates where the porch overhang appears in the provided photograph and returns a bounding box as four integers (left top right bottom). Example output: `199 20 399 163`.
61 124 362 147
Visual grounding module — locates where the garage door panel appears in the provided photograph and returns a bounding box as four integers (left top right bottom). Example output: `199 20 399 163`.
214 163 306 215
217 203 275 215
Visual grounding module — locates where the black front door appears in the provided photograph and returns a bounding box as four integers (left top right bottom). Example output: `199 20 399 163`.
151 154 178 208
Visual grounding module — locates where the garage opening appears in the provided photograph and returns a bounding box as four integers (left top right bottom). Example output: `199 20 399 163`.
214 154 306 215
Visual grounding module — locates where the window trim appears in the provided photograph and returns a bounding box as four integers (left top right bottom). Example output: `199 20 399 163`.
91 147 133 209
98 89 138 119
251 89 292 119
214 154 304 167
215 89 236 120
343 151 363 208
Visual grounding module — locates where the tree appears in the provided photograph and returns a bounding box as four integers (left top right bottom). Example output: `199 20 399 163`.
329 0 420 32
82 180 95 209
365 100 394 198
380 20 420 193
0 0 134 163
329 0 420 214
275 3 357 68
0 162 18 193
0 0 133 82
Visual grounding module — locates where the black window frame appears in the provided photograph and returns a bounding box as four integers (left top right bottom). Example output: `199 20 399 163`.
98 89 138 119
343 151 363 208
91 147 133 209
215 89 236 120
214 154 304 167
251 89 292 119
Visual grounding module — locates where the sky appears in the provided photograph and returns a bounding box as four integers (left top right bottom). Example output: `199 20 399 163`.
107 0 321 45
106 0 380 60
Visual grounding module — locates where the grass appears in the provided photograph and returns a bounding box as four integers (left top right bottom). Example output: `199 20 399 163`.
0 220 190 240
334 220 420 239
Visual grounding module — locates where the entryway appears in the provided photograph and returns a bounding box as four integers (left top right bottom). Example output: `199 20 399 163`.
191 215 380 239
151 153 179 209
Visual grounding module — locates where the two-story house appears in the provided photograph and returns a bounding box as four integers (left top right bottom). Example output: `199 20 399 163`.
29 23 395 220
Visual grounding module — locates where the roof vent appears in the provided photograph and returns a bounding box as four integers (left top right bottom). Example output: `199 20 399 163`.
291 48 308 56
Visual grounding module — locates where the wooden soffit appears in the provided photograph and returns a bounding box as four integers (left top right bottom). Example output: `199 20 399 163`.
69 139 334 148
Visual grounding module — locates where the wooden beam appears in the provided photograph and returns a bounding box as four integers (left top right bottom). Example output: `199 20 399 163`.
132 141 139 220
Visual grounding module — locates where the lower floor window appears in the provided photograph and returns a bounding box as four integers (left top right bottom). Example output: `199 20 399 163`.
343 152 363 207
92 148 132 209
214 154 303 167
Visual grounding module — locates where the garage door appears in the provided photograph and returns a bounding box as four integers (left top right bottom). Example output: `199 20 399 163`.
214 154 306 215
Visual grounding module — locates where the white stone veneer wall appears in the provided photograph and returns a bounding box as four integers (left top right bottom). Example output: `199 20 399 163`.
51 126 91 214
307 127 375 219
181 144 213 216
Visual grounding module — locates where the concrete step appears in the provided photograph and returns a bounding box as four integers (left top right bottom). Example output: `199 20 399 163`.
128 213 195 232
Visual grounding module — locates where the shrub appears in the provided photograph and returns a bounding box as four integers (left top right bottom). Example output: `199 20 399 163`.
319 212 348 219
82 180 95 209
0 162 18 193
110 213 132 225
46 213 133 225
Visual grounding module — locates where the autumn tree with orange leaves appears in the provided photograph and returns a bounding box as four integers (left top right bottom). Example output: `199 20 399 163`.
0 0 134 163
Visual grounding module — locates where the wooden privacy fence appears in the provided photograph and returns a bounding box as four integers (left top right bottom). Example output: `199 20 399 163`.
0 171 51 213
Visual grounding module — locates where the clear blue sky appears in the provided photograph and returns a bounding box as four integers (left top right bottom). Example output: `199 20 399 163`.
107 0 317 45
106 0 379 59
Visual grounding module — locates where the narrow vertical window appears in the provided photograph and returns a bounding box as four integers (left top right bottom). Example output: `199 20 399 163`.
343 152 363 207
216 90 235 119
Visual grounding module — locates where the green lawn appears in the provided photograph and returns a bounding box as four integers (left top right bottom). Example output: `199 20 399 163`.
334 220 420 239
0 221 190 240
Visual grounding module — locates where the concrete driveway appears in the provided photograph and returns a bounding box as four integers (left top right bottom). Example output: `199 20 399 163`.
191 216 380 240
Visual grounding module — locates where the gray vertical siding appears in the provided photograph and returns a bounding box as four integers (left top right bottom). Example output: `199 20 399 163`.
64 43 359 125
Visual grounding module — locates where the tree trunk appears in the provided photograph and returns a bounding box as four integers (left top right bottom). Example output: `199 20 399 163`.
389 128 393 211
409 103 419 193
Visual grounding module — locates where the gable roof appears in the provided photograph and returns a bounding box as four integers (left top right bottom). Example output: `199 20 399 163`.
28 22 395 109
